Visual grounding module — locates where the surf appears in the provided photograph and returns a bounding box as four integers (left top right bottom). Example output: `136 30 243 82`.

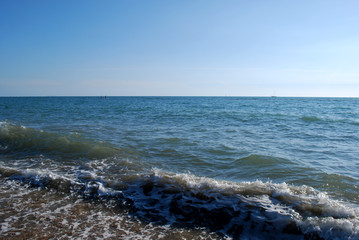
1 161 358 239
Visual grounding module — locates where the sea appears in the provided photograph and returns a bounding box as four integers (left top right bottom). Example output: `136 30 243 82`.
0 96 358 240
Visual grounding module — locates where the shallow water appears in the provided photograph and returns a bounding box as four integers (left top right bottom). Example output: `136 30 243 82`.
1 97 358 239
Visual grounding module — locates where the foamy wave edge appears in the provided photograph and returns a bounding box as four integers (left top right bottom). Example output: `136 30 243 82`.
1 164 358 239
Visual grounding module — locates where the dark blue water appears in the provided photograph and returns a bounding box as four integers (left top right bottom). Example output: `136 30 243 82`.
1 97 358 239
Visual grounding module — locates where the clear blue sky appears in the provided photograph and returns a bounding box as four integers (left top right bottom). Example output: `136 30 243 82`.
0 0 358 97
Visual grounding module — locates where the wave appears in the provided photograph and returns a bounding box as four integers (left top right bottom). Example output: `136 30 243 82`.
0 121 121 159
233 154 294 166
299 115 359 126
300 116 321 122
0 164 358 240
228 154 315 183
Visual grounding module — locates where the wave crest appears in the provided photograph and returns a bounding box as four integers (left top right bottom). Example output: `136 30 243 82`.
0 121 120 159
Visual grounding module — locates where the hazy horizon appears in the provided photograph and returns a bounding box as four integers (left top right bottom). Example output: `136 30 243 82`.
1 94 358 98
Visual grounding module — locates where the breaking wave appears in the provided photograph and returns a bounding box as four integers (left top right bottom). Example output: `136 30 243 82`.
0 164 358 239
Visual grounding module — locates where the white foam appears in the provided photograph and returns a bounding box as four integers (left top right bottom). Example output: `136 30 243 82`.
151 168 359 227
2 161 359 239
300 216 359 240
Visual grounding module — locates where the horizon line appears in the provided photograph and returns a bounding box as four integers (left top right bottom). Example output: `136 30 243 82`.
0 95 358 98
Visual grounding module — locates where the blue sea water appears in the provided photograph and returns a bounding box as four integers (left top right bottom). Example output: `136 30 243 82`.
0 97 358 239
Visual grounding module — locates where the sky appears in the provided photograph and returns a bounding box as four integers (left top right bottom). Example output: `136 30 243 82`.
0 0 358 97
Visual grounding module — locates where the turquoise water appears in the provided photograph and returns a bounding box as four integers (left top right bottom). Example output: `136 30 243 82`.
1 97 358 239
